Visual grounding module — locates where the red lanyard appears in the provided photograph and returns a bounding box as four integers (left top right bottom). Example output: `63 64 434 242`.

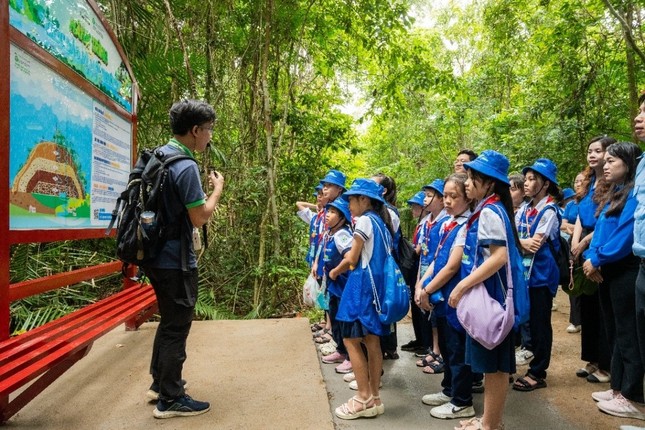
467 194 500 230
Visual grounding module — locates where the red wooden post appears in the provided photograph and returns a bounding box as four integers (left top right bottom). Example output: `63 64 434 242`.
1 0 11 343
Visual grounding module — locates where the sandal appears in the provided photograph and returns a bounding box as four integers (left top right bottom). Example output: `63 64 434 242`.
310 322 325 332
512 373 547 392
334 395 377 420
313 328 331 338
422 361 445 374
314 333 333 344
576 362 599 378
383 350 399 360
373 395 385 415
416 354 443 367
455 417 505 430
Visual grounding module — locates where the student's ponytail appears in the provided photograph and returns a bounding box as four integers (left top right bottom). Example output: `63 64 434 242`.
493 180 522 250
372 199 395 236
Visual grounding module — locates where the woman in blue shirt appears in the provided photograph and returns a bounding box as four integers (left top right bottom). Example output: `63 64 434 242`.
571 135 616 383
583 142 644 419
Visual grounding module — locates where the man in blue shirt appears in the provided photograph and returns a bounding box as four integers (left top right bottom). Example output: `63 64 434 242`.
633 93 645 422
144 100 224 419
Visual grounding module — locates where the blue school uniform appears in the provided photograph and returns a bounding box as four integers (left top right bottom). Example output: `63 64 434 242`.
429 214 470 319
516 198 560 295
461 197 516 375
419 212 451 280
337 211 391 337
322 226 353 297
306 210 325 267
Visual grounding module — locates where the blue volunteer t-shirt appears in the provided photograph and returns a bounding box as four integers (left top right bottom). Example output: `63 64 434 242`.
147 139 206 270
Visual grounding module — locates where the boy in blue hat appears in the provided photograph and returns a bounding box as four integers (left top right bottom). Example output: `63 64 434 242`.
513 158 562 393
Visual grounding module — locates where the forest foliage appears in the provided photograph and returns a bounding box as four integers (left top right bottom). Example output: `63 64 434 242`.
10 0 645 330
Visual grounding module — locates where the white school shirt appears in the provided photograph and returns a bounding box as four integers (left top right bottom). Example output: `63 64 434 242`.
297 208 315 224
514 196 559 241
456 202 508 261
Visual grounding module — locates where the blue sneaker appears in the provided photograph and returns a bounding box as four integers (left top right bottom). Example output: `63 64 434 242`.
153 394 210 418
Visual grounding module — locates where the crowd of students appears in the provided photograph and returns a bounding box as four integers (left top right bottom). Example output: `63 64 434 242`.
296 94 645 430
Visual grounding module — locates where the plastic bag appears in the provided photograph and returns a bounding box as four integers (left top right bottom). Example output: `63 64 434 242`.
303 274 319 306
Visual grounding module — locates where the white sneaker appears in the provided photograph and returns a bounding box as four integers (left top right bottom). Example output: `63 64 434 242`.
515 348 534 365
597 394 645 420
348 379 382 390
592 389 616 402
422 392 452 406
430 402 476 419
343 372 355 383
566 324 581 333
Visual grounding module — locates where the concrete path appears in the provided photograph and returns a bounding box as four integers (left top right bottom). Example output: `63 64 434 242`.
5 317 597 429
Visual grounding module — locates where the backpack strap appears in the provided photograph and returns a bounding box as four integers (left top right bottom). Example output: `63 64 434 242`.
531 204 562 261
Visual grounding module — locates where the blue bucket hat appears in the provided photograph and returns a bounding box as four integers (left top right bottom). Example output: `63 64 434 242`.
326 198 352 223
407 191 426 207
422 179 445 197
341 178 385 204
562 187 575 201
319 169 347 191
522 158 558 186
463 150 510 186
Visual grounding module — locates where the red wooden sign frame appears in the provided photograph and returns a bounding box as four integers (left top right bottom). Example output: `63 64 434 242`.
0 0 140 339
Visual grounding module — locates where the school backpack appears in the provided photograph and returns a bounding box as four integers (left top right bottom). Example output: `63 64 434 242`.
395 235 419 289
106 147 196 271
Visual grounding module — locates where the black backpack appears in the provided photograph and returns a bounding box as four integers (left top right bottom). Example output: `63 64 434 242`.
395 235 420 289
106 147 196 271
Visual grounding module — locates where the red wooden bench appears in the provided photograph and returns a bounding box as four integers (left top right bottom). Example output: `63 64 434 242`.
0 261 157 423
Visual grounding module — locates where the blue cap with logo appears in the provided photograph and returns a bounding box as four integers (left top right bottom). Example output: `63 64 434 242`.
326 198 352 223
342 178 385 204
463 150 510 186
522 158 559 186
422 179 445 197
319 169 347 191
562 187 575 201
407 191 426 207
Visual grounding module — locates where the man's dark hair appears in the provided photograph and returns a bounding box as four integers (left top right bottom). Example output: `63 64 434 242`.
458 149 478 161
169 99 216 136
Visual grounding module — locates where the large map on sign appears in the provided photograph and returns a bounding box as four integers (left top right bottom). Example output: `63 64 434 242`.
9 0 133 112
9 44 132 230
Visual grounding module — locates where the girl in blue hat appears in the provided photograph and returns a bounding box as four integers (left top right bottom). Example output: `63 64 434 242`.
320 199 354 370
329 178 394 419
447 150 521 430
416 173 478 420
512 159 562 393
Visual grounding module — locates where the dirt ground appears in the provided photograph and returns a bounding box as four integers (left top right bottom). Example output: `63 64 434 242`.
540 291 643 430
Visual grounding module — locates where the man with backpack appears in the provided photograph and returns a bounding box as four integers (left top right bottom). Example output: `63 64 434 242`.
143 99 224 418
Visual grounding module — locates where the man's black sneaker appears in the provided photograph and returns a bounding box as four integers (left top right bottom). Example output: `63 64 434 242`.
401 340 421 351
147 379 188 401
153 394 210 418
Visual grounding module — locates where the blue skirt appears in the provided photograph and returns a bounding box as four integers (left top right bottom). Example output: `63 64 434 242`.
465 331 516 374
